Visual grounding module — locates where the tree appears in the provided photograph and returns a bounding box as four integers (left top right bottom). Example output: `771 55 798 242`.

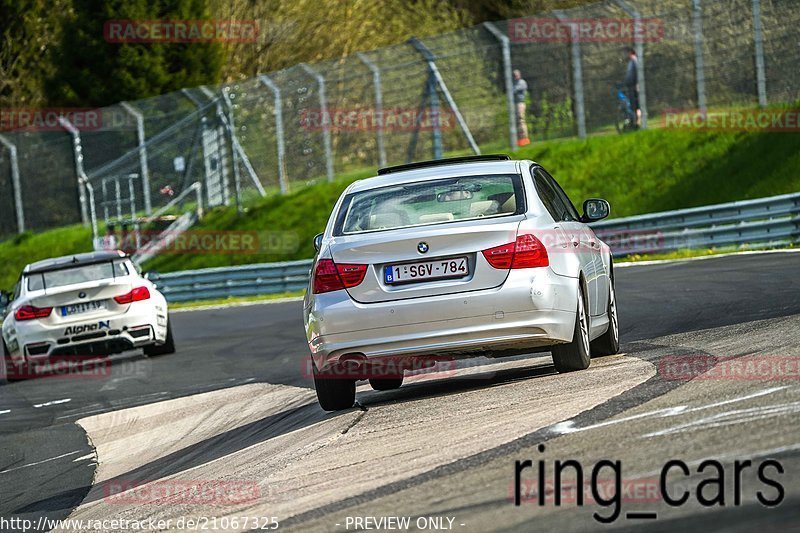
45 0 223 107
0 0 66 108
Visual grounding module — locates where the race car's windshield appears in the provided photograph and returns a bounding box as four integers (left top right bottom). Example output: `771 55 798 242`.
26 260 130 291
336 174 524 235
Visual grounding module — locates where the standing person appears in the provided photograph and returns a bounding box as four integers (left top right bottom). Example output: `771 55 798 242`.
102 224 117 251
513 69 531 146
623 48 641 128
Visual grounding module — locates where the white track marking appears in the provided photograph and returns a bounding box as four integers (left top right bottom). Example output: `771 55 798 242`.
643 400 800 438
552 386 787 435
33 398 72 408
0 450 82 474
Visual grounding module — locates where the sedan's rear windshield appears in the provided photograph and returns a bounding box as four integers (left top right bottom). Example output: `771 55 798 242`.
26 260 130 291
335 174 525 235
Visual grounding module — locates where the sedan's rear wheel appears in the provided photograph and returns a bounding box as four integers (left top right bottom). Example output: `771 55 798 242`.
369 375 404 391
591 280 620 357
552 287 591 373
313 362 356 411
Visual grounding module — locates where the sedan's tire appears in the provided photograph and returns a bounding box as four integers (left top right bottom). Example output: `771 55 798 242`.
313 362 356 411
144 319 176 357
591 280 620 357
369 375 404 391
552 287 591 373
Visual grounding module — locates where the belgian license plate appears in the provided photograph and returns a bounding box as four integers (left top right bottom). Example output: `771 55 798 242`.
384 257 469 284
60 300 106 317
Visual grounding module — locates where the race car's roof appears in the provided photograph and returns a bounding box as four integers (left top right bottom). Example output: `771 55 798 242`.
24 250 128 275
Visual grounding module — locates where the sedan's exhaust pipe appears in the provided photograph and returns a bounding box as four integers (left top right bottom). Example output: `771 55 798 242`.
338 353 367 370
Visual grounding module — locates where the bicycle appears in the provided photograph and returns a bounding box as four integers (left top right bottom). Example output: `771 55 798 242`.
614 84 638 134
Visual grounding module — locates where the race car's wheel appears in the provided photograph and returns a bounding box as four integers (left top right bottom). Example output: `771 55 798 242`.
144 319 176 357
2 339 26 382
369 375 404 391
591 279 620 357
313 362 356 411
552 286 591 373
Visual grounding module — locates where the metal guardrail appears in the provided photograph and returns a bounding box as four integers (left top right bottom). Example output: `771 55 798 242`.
591 191 800 256
142 192 800 303
147 260 312 303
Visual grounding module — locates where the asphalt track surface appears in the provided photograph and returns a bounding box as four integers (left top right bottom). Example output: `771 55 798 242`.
1 252 799 532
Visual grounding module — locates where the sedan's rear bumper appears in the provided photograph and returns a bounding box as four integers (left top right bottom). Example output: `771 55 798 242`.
305 267 578 371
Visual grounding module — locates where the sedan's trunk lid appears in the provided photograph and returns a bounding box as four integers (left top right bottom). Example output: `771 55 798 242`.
329 216 523 303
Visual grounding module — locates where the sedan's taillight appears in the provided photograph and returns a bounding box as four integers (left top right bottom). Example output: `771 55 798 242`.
312 259 367 294
482 233 549 269
14 305 53 321
114 286 151 304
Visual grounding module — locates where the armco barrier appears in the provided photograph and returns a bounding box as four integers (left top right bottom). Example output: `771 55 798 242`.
591 191 800 255
147 260 312 303
131 192 800 303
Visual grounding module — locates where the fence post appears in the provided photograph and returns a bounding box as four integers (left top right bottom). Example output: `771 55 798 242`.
615 0 647 129
554 11 587 138
58 117 98 241
482 22 518 152
120 101 152 214
210 85 265 198
692 0 707 112
58 117 90 226
219 87 243 213
408 36 481 155
299 63 335 182
181 89 214 205
199 86 231 206
258 74 289 194
0 134 25 233
752 0 767 107
356 52 388 167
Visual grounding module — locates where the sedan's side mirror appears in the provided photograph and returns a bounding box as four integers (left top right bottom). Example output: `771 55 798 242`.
0 291 9 307
581 199 610 222
313 233 324 253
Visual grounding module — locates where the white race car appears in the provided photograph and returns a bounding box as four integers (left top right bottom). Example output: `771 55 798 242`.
1 251 174 380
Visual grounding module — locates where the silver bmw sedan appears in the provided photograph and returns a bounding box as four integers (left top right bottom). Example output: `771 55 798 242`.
303 155 619 410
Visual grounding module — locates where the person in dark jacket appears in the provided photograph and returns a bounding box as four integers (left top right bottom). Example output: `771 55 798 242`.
624 48 641 127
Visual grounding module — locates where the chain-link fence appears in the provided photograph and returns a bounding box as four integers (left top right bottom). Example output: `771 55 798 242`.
1 0 798 240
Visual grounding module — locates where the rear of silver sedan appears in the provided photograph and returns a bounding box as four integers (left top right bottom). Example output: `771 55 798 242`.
303 160 582 410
